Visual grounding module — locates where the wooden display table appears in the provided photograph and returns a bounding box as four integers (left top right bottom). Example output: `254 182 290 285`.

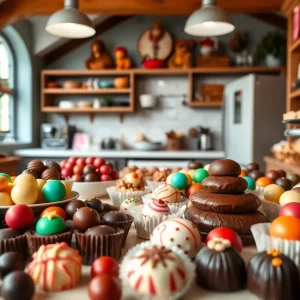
0 156 21 176
31 198 258 300
264 156 300 175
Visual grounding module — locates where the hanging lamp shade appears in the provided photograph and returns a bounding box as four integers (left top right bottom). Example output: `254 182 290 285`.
46 0 96 39
184 0 234 37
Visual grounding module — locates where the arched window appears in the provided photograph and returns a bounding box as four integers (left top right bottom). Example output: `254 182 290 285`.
0 34 14 138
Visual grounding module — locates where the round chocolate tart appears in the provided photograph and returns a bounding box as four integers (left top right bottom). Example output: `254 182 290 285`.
189 190 261 214
202 176 248 194
208 159 241 177
195 238 246 292
247 250 300 300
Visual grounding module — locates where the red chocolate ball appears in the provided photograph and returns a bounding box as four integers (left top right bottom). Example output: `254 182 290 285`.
280 202 300 219
91 256 119 278
88 274 122 300
5 205 34 230
73 207 100 232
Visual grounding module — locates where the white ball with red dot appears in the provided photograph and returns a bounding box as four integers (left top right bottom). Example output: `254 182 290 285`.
151 218 202 258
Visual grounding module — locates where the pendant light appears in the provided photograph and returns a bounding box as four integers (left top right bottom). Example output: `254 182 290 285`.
46 0 96 39
184 0 234 37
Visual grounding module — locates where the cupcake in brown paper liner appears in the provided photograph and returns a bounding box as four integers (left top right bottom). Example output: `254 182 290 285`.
0 228 27 257
100 212 133 247
25 211 73 257
75 226 124 265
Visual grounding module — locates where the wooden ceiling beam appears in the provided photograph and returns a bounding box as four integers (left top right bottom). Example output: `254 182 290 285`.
43 15 131 65
248 13 287 30
0 0 285 29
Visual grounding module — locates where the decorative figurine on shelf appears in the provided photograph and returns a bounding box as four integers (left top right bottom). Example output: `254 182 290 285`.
168 40 194 69
138 21 173 69
85 40 114 70
114 46 131 70
199 38 216 56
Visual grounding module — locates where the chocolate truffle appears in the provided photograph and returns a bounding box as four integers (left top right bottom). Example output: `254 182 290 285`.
83 164 96 175
84 173 99 182
102 211 128 222
0 252 26 279
73 207 100 232
0 229 21 240
247 250 300 300
266 170 281 182
188 160 203 170
85 225 116 236
103 203 118 212
249 170 264 182
27 160 45 174
86 197 104 213
47 161 62 173
278 169 287 178
65 199 86 219
23 169 39 179
275 177 293 191
41 168 60 181
1 271 35 300
208 159 241 177
195 238 246 292
247 162 260 172
287 174 300 186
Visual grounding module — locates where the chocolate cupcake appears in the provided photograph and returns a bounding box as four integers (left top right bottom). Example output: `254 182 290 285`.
247 250 300 300
26 212 72 256
75 225 124 265
101 211 133 246
195 238 246 292
0 229 27 258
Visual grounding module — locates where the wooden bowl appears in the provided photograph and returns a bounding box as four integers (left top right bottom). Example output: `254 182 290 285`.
63 81 82 89
114 77 129 89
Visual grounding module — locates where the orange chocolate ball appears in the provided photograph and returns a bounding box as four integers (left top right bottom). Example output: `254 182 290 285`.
256 177 273 188
240 169 248 177
270 216 300 240
187 183 203 197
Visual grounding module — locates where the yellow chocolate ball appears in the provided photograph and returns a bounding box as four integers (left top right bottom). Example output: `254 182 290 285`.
61 180 72 199
14 174 38 188
264 184 285 204
0 192 13 206
36 179 46 204
166 174 173 185
11 183 38 204
187 169 195 178
179 172 192 185
279 190 300 206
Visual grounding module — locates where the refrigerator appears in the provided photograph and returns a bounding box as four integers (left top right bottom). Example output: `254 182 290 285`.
224 74 286 169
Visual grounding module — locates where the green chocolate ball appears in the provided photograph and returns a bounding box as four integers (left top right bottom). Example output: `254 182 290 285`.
36 215 66 235
42 180 66 203
243 176 256 190
170 172 189 190
193 168 209 183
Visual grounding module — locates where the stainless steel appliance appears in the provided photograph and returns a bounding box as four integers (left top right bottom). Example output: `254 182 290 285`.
41 124 76 149
199 127 213 150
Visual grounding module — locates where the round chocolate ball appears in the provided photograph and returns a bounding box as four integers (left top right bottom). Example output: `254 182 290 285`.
65 199 87 219
188 161 203 170
47 161 62 173
27 160 45 174
84 173 99 182
249 170 264 182
266 170 281 182
85 225 116 236
276 177 293 191
41 168 60 181
247 162 260 172
1 271 35 300
103 203 118 212
208 159 241 177
23 169 39 179
102 211 128 223
0 229 21 241
86 198 104 213
0 252 26 279
278 170 287 178
73 207 100 232
287 174 300 186
83 164 96 175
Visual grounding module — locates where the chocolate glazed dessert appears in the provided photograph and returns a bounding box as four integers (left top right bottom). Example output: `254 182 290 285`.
185 159 268 245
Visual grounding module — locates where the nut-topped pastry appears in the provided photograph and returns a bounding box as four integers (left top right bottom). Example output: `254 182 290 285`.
116 172 145 192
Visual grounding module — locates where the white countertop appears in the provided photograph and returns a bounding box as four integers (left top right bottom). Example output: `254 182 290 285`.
14 148 225 160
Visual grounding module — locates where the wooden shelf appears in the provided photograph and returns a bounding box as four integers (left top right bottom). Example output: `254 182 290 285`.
290 89 300 99
191 66 285 74
43 88 131 94
291 38 300 53
41 107 134 113
188 101 223 108
0 87 12 95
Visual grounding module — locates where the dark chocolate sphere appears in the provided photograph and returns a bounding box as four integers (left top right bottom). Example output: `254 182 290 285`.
0 229 21 240
47 161 62 173
208 159 241 177
65 199 87 219
88 274 122 300
275 177 293 191
23 169 39 179
0 252 26 279
249 170 264 182
85 225 116 236
247 251 300 300
27 160 45 174
278 169 286 178
84 173 99 182
195 242 246 292
73 207 100 232
103 203 118 212
102 211 128 223
41 168 60 181
1 271 35 300
287 174 300 186
266 170 281 182
83 164 96 175
86 198 104 213
247 162 260 172
188 161 203 170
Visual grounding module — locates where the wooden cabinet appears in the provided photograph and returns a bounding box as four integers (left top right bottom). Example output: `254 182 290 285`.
0 156 21 176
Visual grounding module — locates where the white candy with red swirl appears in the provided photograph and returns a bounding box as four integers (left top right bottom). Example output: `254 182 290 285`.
151 218 202 258
142 199 170 217
152 183 180 204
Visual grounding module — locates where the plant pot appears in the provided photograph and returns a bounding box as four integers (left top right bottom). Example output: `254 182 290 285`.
265 55 281 67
